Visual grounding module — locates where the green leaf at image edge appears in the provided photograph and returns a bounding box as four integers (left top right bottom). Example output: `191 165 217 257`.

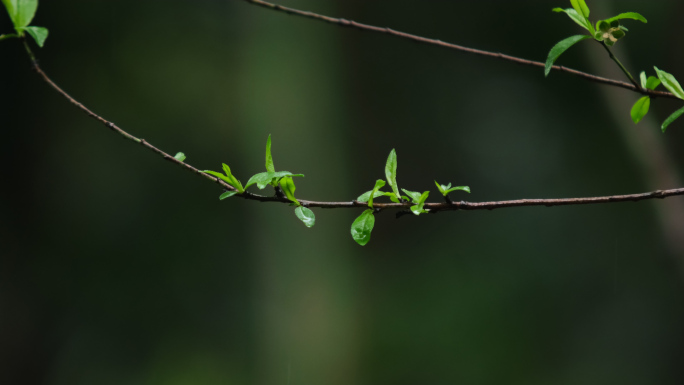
23 26 47 47
351 209 375 246
630 96 650 124
5 0 37 29
294 206 315 227
654 67 684 100
545 35 591 77
219 191 239 200
662 106 684 133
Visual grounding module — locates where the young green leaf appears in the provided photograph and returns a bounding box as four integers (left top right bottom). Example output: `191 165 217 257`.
645 76 661 91
445 186 470 194
245 171 304 190
1 0 17 21
23 25 47 47
174 152 186 162
219 191 239 200
265 134 275 173
434 181 447 195
294 206 315 228
570 0 590 18
385 149 401 200
357 190 386 203
222 163 244 192
661 106 684 133
368 179 386 208
5 0 36 29
640 71 647 89
350 209 375 246
630 96 650 124
401 188 423 204
545 35 592 77
410 191 430 215
279 176 299 205
654 67 684 100
553 8 592 33
605 12 647 24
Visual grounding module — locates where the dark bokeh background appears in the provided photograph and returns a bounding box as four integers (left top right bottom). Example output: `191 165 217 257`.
2 1 684 384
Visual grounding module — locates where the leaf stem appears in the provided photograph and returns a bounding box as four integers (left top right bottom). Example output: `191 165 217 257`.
600 41 641 91
0 33 18 41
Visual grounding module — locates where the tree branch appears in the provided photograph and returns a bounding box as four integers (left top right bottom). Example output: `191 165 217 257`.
240 0 678 100
19 31 684 215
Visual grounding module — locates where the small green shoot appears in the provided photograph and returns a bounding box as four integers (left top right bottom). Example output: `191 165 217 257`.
1 0 49 47
410 191 430 215
351 209 375 246
367 180 386 209
435 181 471 196
204 163 245 194
174 152 186 162
279 176 299 205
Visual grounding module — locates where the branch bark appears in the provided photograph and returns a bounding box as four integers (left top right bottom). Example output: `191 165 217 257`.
18 10 684 215
241 0 678 100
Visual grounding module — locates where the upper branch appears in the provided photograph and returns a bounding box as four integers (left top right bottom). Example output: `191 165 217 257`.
241 0 678 100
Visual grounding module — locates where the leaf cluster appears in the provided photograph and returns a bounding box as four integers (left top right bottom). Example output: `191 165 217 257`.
546 0 684 131
1 0 48 47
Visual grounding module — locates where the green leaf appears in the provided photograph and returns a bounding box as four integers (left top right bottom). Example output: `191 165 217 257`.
445 186 471 194
219 191 239 200
401 188 422 204
654 67 684 100
294 206 315 228
265 134 275 173
630 96 650 124
357 190 386 203
570 0 590 18
11 0 36 29
553 8 592 33
645 76 661 91
222 163 244 192
245 171 304 190
174 152 186 162
410 191 430 215
545 35 591 77
661 106 684 133
384 149 401 200
605 12 647 24
368 179 386 208
434 181 446 195
204 170 234 185
279 176 299 205
640 71 647 89
23 25 47 47
1 0 17 22
350 209 375 246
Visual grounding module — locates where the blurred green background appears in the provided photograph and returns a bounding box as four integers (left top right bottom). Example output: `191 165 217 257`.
2 1 684 384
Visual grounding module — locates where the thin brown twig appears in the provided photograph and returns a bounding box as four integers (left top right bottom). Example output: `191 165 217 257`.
18 37 684 214
240 0 678 100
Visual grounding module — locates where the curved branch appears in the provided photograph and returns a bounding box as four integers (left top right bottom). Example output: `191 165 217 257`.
241 0 678 100
20 40 684 215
